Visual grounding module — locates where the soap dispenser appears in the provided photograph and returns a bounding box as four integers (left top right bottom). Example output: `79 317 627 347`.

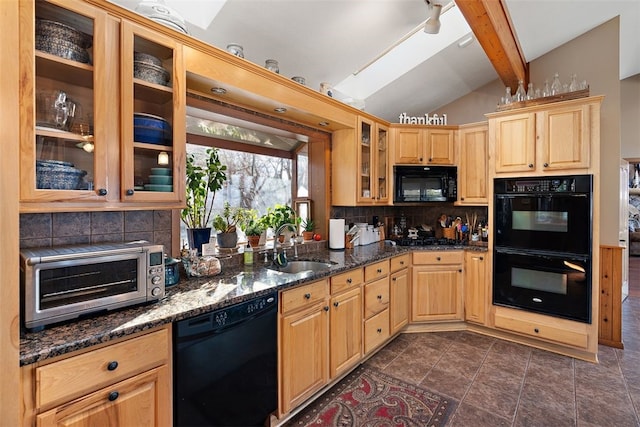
244 242 253 265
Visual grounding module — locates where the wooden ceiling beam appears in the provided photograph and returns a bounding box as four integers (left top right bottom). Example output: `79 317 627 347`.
456 0 528 90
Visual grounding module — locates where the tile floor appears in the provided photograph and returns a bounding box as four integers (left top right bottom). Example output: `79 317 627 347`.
360 257 640 426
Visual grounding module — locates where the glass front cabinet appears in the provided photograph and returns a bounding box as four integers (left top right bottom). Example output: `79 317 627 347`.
19 0 185 210
357 117 389 204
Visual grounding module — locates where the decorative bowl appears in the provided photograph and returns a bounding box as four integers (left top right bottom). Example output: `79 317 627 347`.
133 51 162 67
36 160 86 190
133 113 172 145
35 35 91 64
148 175 172 185
144 184 173 192
150 167 172 176
35 19 92 49
134 61 170 86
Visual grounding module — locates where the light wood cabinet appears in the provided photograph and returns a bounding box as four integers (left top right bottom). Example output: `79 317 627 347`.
488 98 600 175
390 254 410 334
22 327 171 427
464 251 488 325
411 251 463 321
19 0 185 211
391 125 456 165
329 269 363 379
332 116 389 206
279 279 329 416
362 259 390 354
457 122 488 205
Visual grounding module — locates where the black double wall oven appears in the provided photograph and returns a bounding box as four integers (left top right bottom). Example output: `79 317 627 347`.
493 175 593 323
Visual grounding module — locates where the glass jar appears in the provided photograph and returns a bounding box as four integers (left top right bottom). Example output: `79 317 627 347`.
526 83 535 100
551 73 562 95
569 73 578 92
504 86 512 104
291 76 306 85
514 80 526 102
542 79 551 97
265 59 279 73
226 43 244 58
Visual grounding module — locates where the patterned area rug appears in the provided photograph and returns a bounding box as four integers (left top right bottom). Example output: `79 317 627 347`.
286 365 456 427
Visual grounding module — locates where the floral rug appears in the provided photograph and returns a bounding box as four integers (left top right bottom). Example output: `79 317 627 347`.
285 365 456 427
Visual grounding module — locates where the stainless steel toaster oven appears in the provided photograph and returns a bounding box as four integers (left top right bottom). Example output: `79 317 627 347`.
20 242 165 330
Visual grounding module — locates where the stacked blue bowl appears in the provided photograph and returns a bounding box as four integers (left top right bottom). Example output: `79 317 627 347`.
133 113 172 145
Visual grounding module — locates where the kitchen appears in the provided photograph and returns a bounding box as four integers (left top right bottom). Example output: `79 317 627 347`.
2 0 640 426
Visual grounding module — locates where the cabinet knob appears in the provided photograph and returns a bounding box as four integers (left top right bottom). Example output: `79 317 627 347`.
461 197 464 201
534 328 540 334
108 391 119 402
377 294 382 300
334 301 339 307
324 306 329 312
126 189 134 196
377 328 382 333
392 277 397 281
400 261 404 265
479 256 484 261
304 293 311 299
458 269 463 273
436 257 441 261
419 157 423 162
347 278 352 284
543 162 549 167
528 163 534 168
428 158 433 162
98 188 108 196
377 268 382 273
107 361 118 371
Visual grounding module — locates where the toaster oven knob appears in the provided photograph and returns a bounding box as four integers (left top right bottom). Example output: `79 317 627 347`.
151 286 162 297
152 275 162 285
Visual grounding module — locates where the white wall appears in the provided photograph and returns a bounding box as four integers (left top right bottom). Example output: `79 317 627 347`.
621 73 640 161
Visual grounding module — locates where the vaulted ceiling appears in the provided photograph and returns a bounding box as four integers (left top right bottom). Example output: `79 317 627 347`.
110 0 640 123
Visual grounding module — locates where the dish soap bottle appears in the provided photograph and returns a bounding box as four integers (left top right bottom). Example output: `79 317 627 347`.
244 242 253 265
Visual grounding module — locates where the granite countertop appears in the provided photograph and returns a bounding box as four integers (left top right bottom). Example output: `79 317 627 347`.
20 243 487 366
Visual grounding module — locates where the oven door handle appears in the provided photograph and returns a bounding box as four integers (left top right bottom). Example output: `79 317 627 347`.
495 246 589 261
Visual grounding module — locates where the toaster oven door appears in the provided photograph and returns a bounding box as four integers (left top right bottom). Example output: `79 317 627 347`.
27 253 146 328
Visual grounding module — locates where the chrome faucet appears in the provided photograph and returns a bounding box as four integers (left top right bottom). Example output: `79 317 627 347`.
273 223 298 260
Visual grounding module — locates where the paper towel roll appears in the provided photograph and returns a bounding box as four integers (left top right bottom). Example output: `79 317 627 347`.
329 219 345 250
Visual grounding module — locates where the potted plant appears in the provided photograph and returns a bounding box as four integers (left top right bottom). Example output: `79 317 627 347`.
181 148 227 254
301 218 315 241
240 210 265 248
265 204 300 242
212 202 252 248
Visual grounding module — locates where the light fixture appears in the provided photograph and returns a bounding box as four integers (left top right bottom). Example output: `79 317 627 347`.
457 35 474 48
157 151 169 165
318 121 330 127
274 107 287 113
211 87 227 95
424 0 442 34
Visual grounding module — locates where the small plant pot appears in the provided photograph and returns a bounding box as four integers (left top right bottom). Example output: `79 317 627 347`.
247 235 261 248
216 232 238 248
187 227 212 255
302 231 314 241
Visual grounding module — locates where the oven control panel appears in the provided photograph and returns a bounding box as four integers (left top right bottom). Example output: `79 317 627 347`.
495 174 592 194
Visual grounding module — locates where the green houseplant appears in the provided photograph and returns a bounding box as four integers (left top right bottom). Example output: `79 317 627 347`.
181 148 227 254
265 204 300 242
212 202 252 248
241 211 267 247
301 218 315 241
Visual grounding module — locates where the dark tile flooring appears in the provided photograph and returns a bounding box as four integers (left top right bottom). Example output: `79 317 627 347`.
360 259 640 426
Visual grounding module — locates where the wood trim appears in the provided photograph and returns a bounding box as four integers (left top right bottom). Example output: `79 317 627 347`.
456 0 528 89
599 246 624 348
1 0 21 424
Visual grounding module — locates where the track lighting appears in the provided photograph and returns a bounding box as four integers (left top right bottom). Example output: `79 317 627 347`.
424 0 442 34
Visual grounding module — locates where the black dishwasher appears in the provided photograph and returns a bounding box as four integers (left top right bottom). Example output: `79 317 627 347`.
173 292 278 426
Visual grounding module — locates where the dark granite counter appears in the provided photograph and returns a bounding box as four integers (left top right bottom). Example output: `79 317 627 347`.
20 243 487 366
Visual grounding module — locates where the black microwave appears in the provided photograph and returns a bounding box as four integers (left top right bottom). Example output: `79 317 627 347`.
393 165 457 203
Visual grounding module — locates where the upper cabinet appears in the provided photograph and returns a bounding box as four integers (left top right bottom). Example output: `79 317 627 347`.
391 125 456 166
488 97 602 175
19 0 185 211
332 116 389 206
456 122 488 205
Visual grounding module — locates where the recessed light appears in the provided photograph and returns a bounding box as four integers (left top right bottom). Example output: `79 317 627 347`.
211 87 227 94
274 107 287 113
318 121 329 127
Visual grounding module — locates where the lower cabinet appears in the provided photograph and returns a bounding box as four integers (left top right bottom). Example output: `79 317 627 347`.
329 285 363 379
464 251 488 325
412 251 463 321
21 326 172 427
363 260 390 354
279 279 330 416
390 254 411 334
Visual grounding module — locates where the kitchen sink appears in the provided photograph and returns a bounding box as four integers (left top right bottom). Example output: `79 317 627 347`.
268 260 334 274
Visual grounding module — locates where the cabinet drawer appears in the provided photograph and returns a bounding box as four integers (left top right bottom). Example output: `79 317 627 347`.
36 328 169 408
390 254 410 272
364 309 390 354
364 277 389 319
494 313 588 349
281 279 329 314
330 268 364 294
413 251 462 265
364 260 389 282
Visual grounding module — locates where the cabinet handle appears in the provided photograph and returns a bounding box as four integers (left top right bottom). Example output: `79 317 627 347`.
107 361 118 371
543 162 549 167
377 268 382 273
108 391 119 402
125 189 134 196
334 301 339 307
304 293 311 299
347 278 352 284
377 328 382 333
98 188 108 196
324 306 329 312
528 163 534 168
377 294 382 300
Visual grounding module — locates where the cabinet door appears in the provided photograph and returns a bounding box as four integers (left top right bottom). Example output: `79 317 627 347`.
375 123 389 203
394 128 422 164
539 104 590 171
329 287 362 379
458 124 488 205
390 268 410 334
20 0 113 204
425 129 455 165
120 20 185 205
357 117 375 203
37 365 171 427
464 252 487 324
493 112 536 173
279 301 329 415
412 267 463 321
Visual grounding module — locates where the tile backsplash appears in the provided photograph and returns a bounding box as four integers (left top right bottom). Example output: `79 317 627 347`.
20 210 173 252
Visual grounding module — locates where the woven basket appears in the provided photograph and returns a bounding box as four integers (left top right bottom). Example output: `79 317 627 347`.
442 227 456 240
